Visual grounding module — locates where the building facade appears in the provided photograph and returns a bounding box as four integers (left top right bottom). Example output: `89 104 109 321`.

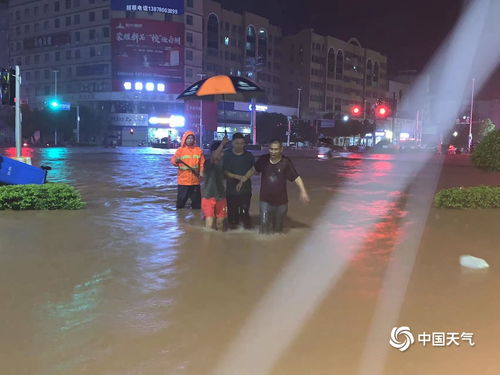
281 29 388 121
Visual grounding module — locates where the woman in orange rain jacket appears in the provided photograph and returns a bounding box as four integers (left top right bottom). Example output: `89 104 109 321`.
171 131 205 209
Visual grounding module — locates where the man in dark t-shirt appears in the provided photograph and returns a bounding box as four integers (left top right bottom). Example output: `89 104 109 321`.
254 140 310 234
223 133 255 229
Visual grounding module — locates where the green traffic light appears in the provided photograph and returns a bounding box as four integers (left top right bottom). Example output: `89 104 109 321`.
50 100 59 108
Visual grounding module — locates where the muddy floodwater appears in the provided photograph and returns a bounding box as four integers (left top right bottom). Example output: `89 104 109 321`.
1 147 499 375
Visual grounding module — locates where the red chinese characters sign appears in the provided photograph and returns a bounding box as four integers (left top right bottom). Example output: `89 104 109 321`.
112 19 184 93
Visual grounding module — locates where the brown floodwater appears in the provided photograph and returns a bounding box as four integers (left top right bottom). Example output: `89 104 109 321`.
0 147 499 375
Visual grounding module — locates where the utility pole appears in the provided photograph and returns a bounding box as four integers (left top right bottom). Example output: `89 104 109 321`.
76 105 80 144
197 73 206 146
468 78 475 153
15 65 22 159
53 69 59 146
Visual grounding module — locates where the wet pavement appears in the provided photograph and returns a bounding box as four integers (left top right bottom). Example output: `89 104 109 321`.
0 147 499 375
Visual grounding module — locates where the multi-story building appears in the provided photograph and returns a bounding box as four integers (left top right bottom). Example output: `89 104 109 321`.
281 28 388 121
7 0 200 145
0 0 8 68
203 0 283 105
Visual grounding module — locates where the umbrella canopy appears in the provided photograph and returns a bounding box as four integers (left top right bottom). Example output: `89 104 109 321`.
176 75 266 102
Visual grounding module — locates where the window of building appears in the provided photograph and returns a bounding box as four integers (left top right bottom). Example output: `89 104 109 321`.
65 0 71 8
43 4 49 13
34 55 40 64
207 14 219 50
186 32 193 44
246 25 256 58
102 9 109 19
34 6 39 16
373 62 379 85
34 23 40 32
187 0 194 7
186 15 193 25
366 60 372 86
75 49 81 59
336 51 344 80
186 68 193 77
90 47 96 57
44 70 49 79
35 71 40 80
26 72 32 81
66 16 71 26
55 51 60 61
25 56 31 65
186 50 193 60
24 24 30 34
16 42 21 51
44 20 49 30
54 1 60 12
74 0 80 7
24 8 30 17
102 27 109 38
66 67 72 77
89 29 96 39
89 12 95 22
15 10 20 20
65 50 71 60
89 0 95 3
44 53 49 62
74 31 80 42
54 19 60 28
257 29 267 63
16 26 20 36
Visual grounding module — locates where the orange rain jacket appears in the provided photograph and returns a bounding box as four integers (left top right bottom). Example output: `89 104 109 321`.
171 131 205 186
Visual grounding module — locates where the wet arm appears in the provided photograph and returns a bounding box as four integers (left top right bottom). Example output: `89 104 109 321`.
294 176 310 202
240 166 256 182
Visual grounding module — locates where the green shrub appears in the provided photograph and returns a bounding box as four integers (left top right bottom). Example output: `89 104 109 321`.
435 186 500 208
0 183 85 210
471 130 500 171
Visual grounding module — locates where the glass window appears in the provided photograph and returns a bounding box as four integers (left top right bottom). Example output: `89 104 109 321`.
34 55 40 64
89 12 95 22
187 0 193 7
102 27 109 38
89 29 96 39
186 32 193 44
66 16 71 26
24 8 30 16
44 70 49 79
186 15 193 25
74 14 80 24
44 53 49 62
54 19 60 28
15 10 20 20
35 71 40 80
74 31 80 42
55 51 60 61
34 6 39 16
74 0 80 7
75 49 81 59
25 56 31 65
24 24 30 34
65 0 71 8
44 20 49 30
43 4 48 13
66 50 71 60
54 1 60 12
186 50 193 60
90 47 96 57
102 9 109 19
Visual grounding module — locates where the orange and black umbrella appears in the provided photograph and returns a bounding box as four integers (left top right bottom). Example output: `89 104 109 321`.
177 75 266 102
177 75 267 135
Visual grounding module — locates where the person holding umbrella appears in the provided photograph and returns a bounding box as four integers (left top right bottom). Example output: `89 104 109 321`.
171 131 205 210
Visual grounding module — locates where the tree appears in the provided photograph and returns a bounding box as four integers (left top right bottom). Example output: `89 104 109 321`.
256 112 287 144
471 130 500 171
477 118 496 141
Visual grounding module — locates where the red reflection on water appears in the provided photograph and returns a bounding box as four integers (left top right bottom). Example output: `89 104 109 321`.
371 161 393 177
2 147 35 158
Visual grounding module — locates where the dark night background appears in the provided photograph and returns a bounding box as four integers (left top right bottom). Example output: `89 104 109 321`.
219 0 500 99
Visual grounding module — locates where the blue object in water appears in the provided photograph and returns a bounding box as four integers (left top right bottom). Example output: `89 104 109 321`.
0 155 47 185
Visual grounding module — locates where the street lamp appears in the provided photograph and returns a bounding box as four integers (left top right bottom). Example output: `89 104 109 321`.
197 73 206 147
468 78 475 153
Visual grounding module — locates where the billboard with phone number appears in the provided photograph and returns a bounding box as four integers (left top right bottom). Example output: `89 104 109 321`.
111 0 184 15
112 19 184 94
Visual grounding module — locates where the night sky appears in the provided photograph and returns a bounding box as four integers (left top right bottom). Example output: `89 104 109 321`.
218 0 500 98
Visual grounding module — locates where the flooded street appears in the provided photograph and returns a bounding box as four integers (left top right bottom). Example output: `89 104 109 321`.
1 147 499 375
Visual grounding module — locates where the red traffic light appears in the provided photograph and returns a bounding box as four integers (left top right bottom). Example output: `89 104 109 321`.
375 104 389 118
351 105 362 116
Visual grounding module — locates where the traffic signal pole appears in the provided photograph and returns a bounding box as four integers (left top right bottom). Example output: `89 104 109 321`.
15 65 21 158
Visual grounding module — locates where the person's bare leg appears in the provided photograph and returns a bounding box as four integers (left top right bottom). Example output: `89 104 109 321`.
205 217 214 230
216 218 225 231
